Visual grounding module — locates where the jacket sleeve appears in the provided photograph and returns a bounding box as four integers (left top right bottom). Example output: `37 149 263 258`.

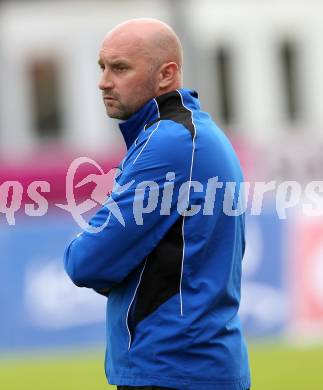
64 122 193 292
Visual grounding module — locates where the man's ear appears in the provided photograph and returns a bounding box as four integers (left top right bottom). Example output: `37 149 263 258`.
158 62 179 89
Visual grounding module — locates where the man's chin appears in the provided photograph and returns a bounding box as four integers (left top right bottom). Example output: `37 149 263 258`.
106 108 132 120
106 108 121 119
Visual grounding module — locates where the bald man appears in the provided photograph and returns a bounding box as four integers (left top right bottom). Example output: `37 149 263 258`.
64 18 251 390
98 19 183 119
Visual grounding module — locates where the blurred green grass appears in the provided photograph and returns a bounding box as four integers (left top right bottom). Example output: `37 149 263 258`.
1 343 323 389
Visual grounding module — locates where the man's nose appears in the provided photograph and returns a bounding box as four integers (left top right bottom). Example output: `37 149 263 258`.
98 70 114 90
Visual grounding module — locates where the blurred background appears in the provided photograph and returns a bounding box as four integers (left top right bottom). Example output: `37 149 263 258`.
1 0 323 389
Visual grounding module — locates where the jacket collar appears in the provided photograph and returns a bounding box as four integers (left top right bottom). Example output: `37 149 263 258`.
119 89 199 149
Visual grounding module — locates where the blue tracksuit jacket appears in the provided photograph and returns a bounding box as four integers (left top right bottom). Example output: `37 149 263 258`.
64 89 251 390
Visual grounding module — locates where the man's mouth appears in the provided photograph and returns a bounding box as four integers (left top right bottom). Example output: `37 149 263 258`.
104 96 117 101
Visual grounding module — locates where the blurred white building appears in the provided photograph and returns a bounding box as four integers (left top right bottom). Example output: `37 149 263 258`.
0 0 323 171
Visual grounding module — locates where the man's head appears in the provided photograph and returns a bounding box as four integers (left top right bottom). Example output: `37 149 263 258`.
98 18 183 120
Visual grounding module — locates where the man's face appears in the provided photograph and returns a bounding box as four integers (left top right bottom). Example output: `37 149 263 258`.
98 35 159 120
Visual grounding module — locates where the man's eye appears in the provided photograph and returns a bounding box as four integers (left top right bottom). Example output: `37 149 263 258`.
115 66 127 72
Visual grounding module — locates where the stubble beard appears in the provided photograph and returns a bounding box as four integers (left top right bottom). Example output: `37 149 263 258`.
105 101 134 120
105 73 158 120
